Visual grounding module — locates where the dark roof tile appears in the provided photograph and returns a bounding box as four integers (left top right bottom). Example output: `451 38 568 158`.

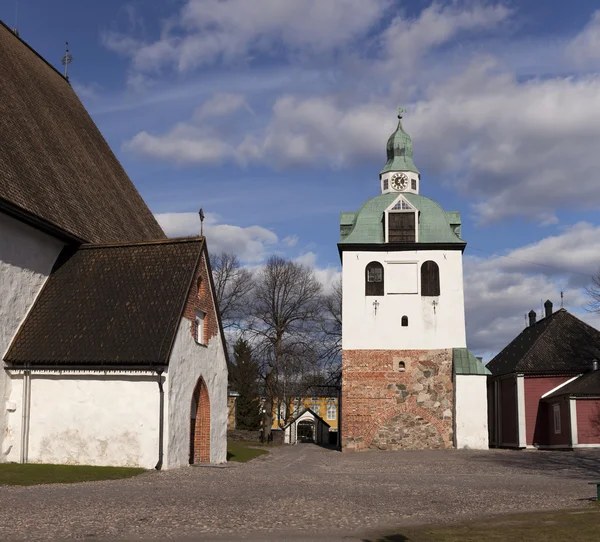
487 309 600 376
4 238 203 367
0 22 164 243
545 371 600 398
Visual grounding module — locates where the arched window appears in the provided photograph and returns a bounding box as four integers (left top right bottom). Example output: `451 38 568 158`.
365 262 384 296
398 361 406 372
421 261 440 296
401 315 408 327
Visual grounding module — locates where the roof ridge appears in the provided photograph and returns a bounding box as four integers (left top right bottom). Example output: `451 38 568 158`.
0 20 67 83
81 236 204 249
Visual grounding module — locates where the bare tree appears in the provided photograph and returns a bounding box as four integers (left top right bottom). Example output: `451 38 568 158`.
210 252 254 329
321 277 342 371
248 255 323 440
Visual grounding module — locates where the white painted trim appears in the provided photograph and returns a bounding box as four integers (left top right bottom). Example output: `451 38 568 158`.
570 398 578 447
573 444 600 448
541 375 581 398
517 375 527 448
536 444 573 449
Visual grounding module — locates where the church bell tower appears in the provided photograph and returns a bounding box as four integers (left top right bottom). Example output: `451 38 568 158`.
338 110 489 452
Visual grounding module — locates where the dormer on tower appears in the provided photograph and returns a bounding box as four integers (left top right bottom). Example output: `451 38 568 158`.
380 109 420 196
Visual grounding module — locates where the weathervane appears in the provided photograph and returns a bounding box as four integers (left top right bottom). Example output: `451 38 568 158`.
398 107 407 119
61 41 72 80
198 207 205 236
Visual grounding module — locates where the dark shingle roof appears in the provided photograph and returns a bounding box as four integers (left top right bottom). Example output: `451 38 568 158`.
487 309 600 376
545 371 600 398
4 238 203 367
0 22 164 243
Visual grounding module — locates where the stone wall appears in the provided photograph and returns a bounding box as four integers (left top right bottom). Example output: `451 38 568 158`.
342 349 453 451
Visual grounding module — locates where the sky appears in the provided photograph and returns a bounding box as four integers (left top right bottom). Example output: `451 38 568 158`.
4 0 600 359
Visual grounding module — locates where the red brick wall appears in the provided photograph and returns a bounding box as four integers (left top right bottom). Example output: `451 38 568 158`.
183 249 219 344
499 377 517 446
525 376 572 446
576 398 600 444
545 398 571 447
342 349 453 452
190 378 211 463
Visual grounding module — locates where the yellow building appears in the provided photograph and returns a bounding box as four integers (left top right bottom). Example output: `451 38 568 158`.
271 396 339 432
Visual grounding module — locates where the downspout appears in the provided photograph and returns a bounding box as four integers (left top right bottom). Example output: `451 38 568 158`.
155 368 164 471
20 370 31 464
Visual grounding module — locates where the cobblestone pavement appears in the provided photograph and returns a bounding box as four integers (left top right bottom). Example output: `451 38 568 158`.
1 445 599 541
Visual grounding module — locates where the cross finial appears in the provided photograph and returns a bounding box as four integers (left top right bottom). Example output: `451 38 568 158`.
398 107 407 119
61 41 72 80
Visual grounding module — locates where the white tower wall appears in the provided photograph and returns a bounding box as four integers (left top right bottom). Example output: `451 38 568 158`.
342 249 466 351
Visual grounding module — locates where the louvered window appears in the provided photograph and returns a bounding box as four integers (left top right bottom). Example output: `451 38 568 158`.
365 262 384 296
388 212 416 243
421 261 440 296
411 178 417 190
383 178 389 190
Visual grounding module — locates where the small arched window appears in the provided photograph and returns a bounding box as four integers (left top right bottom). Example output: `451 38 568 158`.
365 262 384 296
398 361 406 372
421 261 440 296
196 276 203 299
401 315 408 327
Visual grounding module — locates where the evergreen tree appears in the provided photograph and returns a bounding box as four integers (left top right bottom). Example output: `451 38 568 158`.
231 338 261 430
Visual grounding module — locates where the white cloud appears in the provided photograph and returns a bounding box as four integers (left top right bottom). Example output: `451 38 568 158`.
124 124 235 164
282 235 299 248
155 212 278 262
104 0 391 77
463 223 600 357
379 3 512 72
193 93 248 120
566 11 600 68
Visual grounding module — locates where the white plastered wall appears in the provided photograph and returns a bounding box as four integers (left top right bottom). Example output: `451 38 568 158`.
0 213 64 461
165 318 228 467
342 249 466 350
6 371 160 468
454 374 489 449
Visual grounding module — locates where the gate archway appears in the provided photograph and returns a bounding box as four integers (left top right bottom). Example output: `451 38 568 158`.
190 377 210 464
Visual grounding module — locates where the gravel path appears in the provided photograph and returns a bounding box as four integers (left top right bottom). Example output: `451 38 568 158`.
1 445 599 541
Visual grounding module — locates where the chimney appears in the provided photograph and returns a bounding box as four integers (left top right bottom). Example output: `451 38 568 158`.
544 300 553 318
528 310 537 327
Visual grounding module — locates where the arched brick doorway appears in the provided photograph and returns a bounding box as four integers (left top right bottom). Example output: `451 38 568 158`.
190 377 210 464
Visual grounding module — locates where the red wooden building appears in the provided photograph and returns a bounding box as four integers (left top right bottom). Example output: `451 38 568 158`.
487 302 600 449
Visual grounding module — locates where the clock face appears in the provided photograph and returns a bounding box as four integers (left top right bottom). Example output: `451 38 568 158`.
390 173 409 191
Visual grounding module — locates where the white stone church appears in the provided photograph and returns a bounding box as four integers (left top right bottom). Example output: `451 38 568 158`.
339 110 489 451
0 22 228 469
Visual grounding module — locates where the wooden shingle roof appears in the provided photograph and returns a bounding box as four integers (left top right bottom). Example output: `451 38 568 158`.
0 22 164 243
486 309 600 376
4 238 203 368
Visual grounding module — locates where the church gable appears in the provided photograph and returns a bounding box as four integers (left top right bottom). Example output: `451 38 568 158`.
0 22 164 244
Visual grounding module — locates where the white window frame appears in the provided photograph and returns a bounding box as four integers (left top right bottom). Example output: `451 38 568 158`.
384 195 419 243
553 403 561 434
195 310 206 345
326 403 337 421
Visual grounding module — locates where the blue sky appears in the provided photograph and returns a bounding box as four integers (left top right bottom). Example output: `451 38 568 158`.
5 0 600 357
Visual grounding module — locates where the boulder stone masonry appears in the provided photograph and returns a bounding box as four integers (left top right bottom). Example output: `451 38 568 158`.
342 349 453 451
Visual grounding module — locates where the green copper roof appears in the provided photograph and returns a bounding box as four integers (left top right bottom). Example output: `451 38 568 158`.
339 193 465 245
453 348 491 375
380 117 420 175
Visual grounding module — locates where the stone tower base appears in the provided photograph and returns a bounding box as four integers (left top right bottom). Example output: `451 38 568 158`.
342 349 454 451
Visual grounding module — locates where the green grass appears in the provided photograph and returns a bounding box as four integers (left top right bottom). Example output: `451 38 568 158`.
0 463 146 486
370 507 600 541
227 441 270 462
